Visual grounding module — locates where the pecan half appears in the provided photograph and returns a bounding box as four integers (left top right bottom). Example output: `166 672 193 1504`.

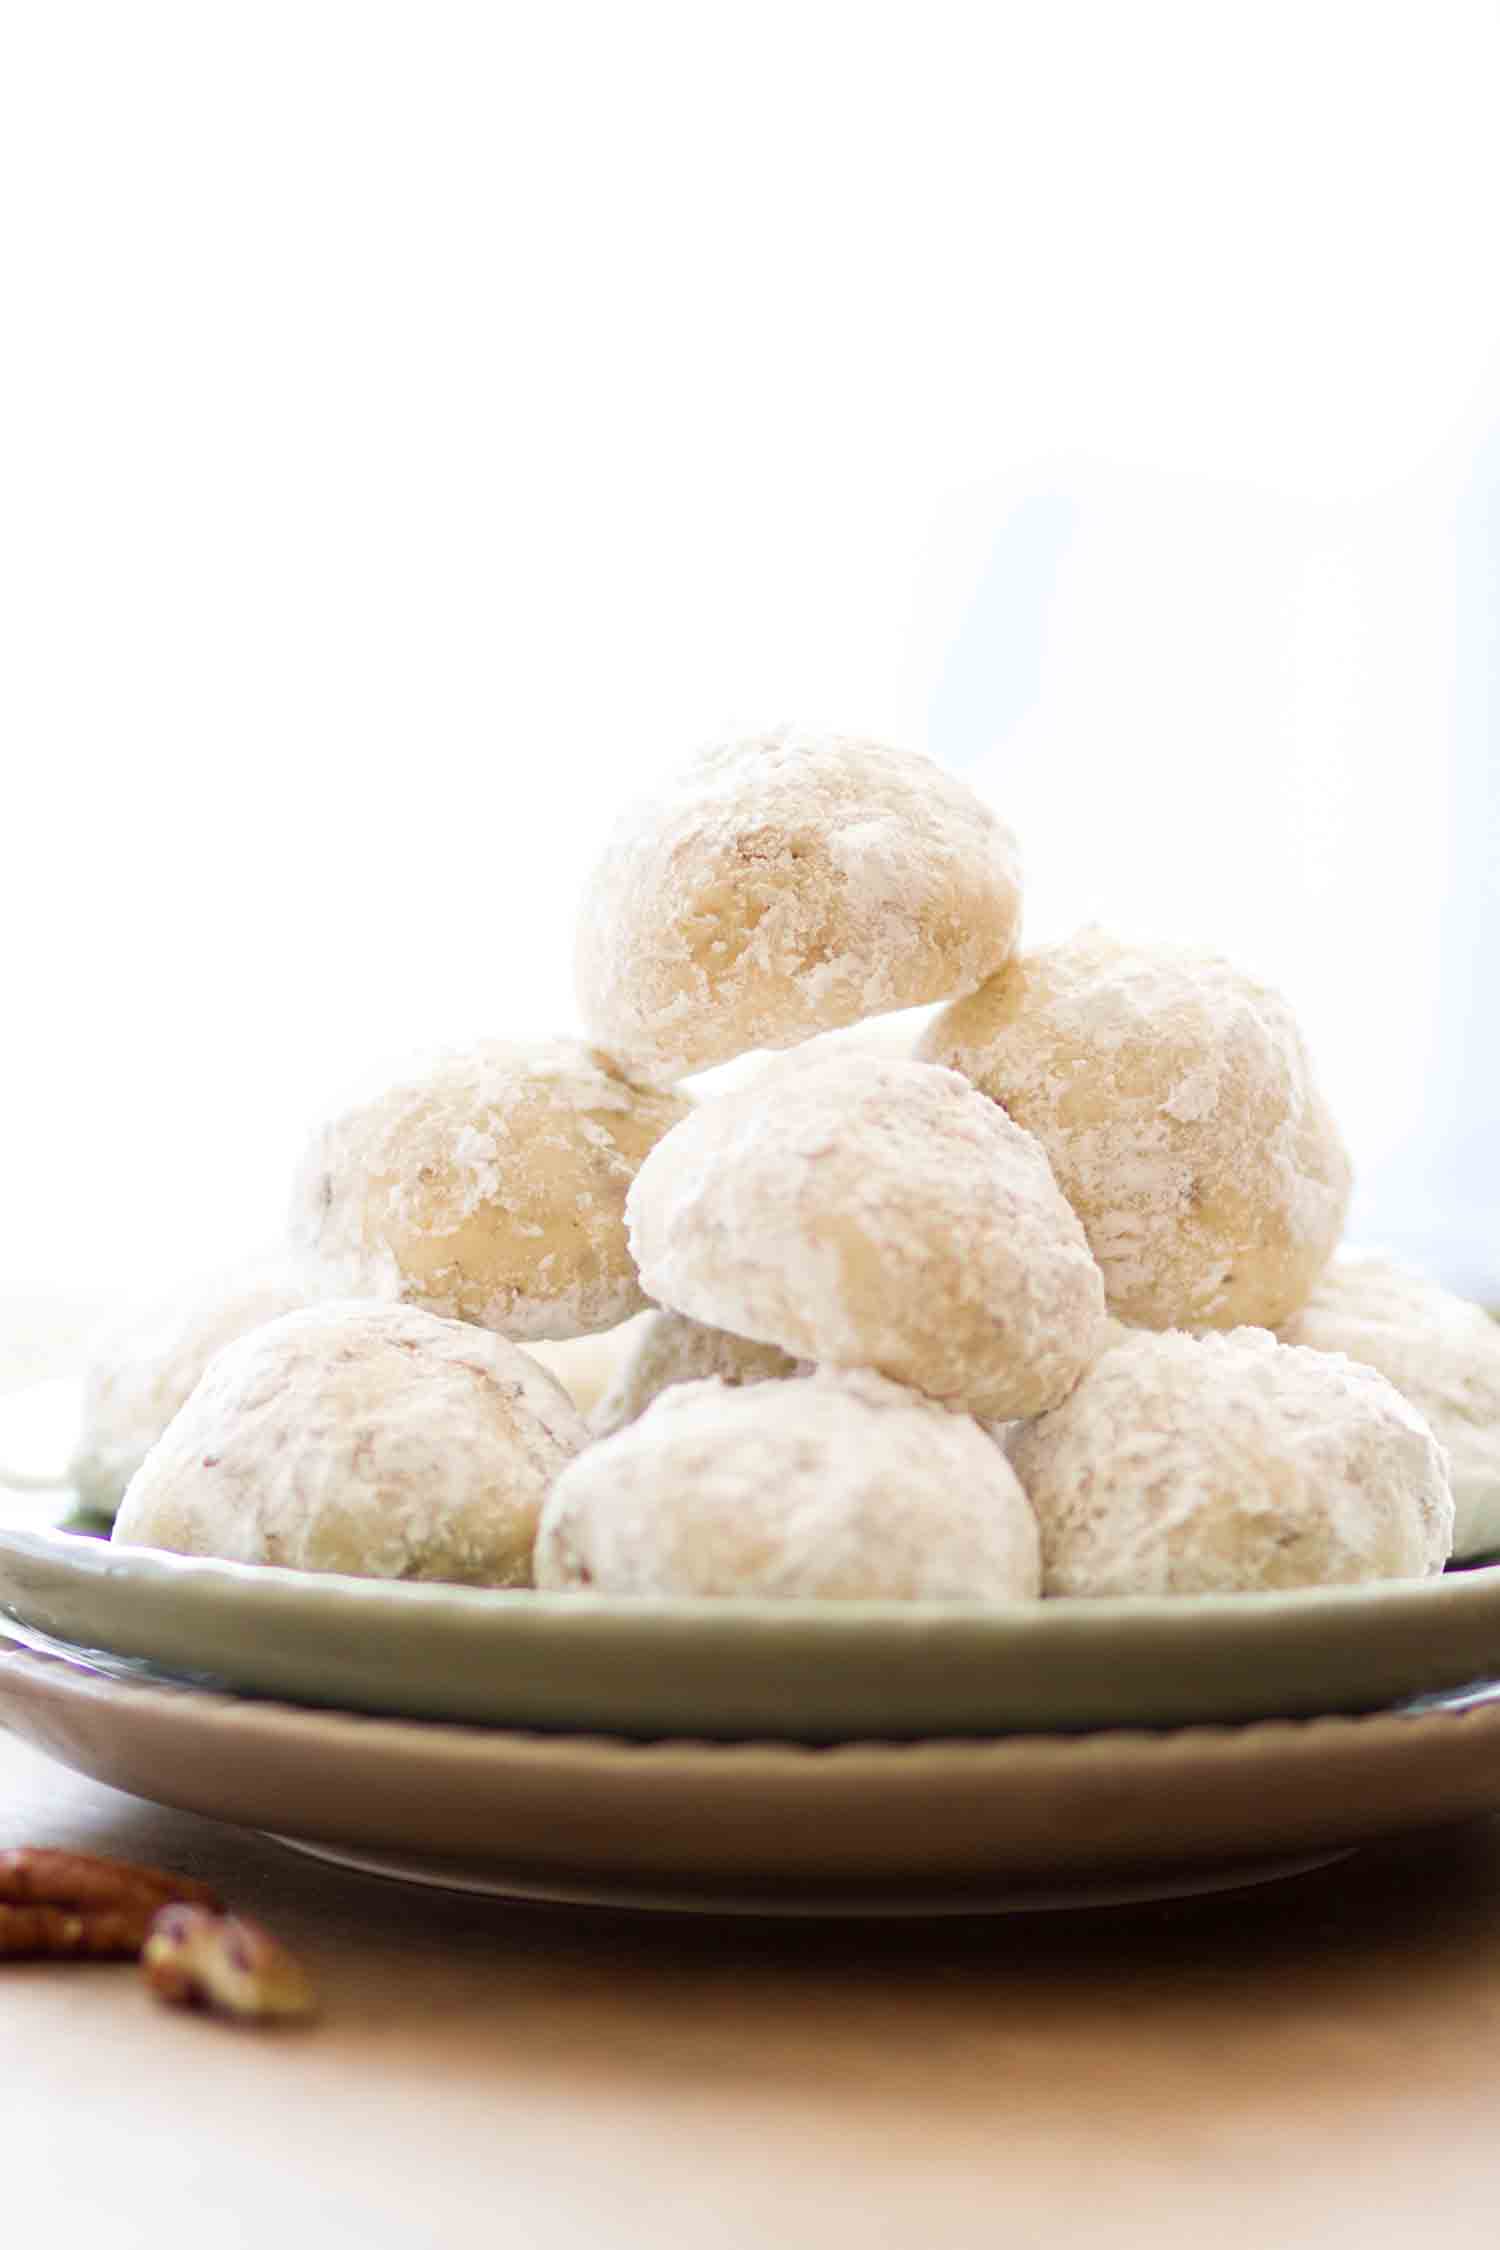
0 1848 222 1917
142 1905 317 2023
0 1902 151 1959
0 1849 224 1958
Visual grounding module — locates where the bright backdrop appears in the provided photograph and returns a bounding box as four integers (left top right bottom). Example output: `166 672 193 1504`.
3 3 1498 1297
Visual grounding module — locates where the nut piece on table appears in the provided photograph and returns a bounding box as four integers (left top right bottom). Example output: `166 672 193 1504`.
0 1903 159 1960
142 1906 318 2024
0 1848 224 1959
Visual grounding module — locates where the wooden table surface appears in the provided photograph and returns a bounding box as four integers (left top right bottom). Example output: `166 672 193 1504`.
4 1719 1500 2247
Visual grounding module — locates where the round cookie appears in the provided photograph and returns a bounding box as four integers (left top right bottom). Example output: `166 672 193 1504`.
626 1052 1106 1420
920 929 1351 1331
1009 1326 1452 1597
591 1310 804 1439
69 1260 309 1519
536 1367 1041 1601
1282 1254 1500 1559
290 1041 689 1341
576 730 1023 1078
113 1301 589 1585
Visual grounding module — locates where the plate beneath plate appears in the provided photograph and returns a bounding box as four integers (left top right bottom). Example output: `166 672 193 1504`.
6 1503 1500 1738
5 1648 1500 1914
273 1833 1357 1915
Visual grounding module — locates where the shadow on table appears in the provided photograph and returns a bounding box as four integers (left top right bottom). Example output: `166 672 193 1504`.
53 1772 1500 2127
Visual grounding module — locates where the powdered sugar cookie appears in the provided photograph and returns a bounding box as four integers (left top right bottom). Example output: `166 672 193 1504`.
1010 1326 1452 1596
591 1310 803 1439
114 1301 588 1585
70 1260 309 1519
536 1366 1040 1600
1282 1253 1500 1558
577 731 1022 1078
290 1041 689 1340
626 1052 1106 1420
921 930 1350 1331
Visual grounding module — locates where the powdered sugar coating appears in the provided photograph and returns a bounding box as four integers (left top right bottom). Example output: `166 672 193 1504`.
1282 1253 1500 1558
290 1041 689 1341
576 731 1023 1078
70 1260 309 1519
1010 1326 1453 1597
921 930 1351 1331
591 1310 804 1440
113 1301 589 1586
627 1053 1107 1420
536 1366 1042 1601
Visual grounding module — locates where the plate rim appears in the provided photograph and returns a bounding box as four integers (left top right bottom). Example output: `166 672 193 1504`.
6 1518 1500 1638
7 1646 1500 1913
8 1520 1500 1740
8 1638 1500 1763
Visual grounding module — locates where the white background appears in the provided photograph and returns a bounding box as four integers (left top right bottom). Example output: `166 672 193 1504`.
3 1 1498 1302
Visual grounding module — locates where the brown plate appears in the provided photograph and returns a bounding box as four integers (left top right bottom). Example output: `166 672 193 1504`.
5 1647 1500 1913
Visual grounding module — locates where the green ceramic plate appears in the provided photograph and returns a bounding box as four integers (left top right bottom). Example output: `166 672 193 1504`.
4 1505 1500 1739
